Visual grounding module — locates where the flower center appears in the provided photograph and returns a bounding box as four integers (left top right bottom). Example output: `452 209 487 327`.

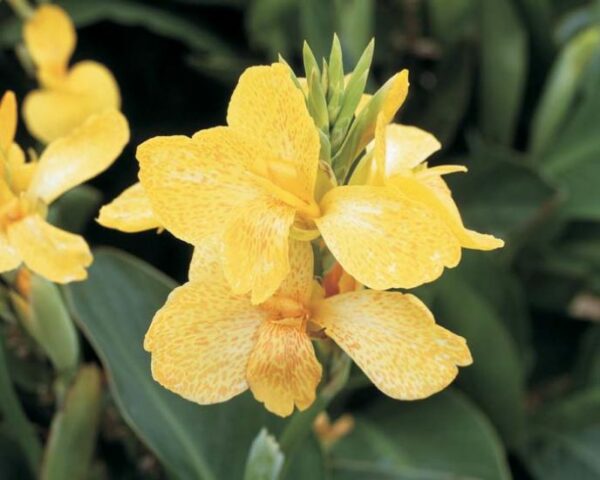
260 295 308 322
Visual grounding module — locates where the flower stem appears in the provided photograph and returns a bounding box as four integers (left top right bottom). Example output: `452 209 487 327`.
6 0 34 19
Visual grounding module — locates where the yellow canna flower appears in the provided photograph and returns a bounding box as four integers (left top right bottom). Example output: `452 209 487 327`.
22 4 120 143
138 63 486 303
144 240 472 417
97 182 161 233
0 91 129 282
351 117 505 252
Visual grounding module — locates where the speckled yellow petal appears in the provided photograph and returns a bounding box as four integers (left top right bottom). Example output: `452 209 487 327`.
0 233 21 273
314 290 472 399
97 182 160 233
0 91 17 152
379 124 441 175
274 240 314 304
391 174 504 250
144 278 265 404
28 110 128 204
227 64 320 203
7 215 92 283
24 5 75 80
23 61 120 144
188 235 223 283
139 129 282 245
223 199 295 304
247 320 322 417
316 185 461 290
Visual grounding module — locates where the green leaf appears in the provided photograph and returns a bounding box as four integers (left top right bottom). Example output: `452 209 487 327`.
428 0 476 45
247 0 299 59
41 365 103 480
64 248 285 480
10 274 79 376
47 185 102 234
525 388 600 480
530 27 600 155
574 326 600 388
299 0 334 62
335 0 375 66
244 429 284 480
330 389 511 480
432 266 527 447
0 337 42 477
478 0 528 145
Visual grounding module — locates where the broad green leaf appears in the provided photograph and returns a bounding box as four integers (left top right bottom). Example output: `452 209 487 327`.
47 185 101 234
525 388 600 480
41 365 102 480
530 27 600 155
574 326 600 388
515 0 554 63
64 249 288 480
330 389 511 480
335 0 374 66
478 0 528 145
246 0 299 59
433 267 526 447
0 337 42 476
299 0 334 62
0 432 33 480
428 0 476 45
244 429 284 480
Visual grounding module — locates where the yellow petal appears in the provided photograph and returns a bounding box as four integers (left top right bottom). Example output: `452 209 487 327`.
6 144 35 194
227 63 320 203
0 91 17 152
7 215 92 283
380 70 410 125
24 5 75 80
379 124 441 175
188 235 223 283
390 174 504 250
97 182 160 233
0 232 21 273
28 110 129 204
222 199 295 304
144 278 265 404
273 240 314 304
315 185 461 290
23 61 121 144
313 290 472 399
246 320 322 417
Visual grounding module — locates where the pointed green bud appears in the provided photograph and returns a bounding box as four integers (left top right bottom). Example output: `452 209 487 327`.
302 41 320 81
307 69 329 133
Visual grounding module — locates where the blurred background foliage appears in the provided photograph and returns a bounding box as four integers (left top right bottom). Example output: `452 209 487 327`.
1 0 600 478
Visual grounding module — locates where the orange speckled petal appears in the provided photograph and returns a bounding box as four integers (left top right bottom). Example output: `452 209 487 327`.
379 124 441 175
247 320 322 417
391 174 504 251
313 290 472 399
97 182 160 233
24 5 75 78
0 91 17 151
23 61 121 144
29 110 128 204
144 279 265 405
316 185 461 290
227 64 320 203
0 233 21 273
188 235 223 283
8 215 92 283
222 197 295 304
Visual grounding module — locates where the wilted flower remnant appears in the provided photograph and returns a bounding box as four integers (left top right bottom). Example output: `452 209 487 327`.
0 91 128 282
100 38 502 416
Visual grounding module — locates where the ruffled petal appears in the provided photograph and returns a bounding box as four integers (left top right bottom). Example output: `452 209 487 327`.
0 91 17 152
313 290 472 399
144 278 265 404
7 215 92 283
273 240 314 304
28 110 129 204
227 63 320 203
24 5 75 81
378 124 441 175
246 320 322 417
391 174 504 251
316 185 461 290
97 182 160 233
23 61 121 144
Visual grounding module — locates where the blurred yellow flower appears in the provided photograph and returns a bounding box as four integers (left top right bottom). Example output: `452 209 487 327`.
22 4 120 143
144 240 471 417
139 63 485 303
0 91 128 282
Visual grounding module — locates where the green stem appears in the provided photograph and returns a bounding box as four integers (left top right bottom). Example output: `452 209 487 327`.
6 0 34 19
0 336 42 475
278 352 350 477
